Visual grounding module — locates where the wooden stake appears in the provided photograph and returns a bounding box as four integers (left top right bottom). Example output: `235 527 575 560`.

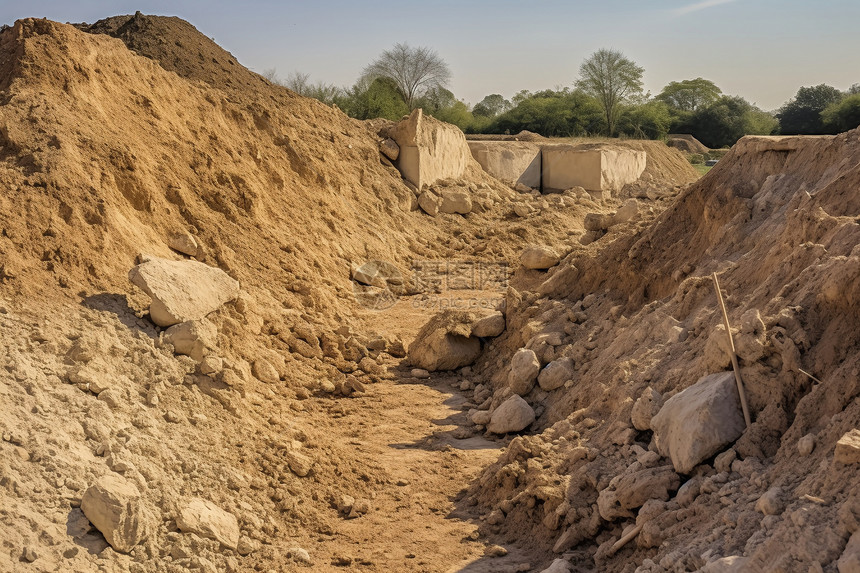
608 523 642 555
712 272 752 428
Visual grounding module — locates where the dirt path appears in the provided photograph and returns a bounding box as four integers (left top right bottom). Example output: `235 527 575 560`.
298 290 536 573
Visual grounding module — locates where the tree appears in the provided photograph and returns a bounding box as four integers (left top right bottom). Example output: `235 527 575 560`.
575 49 644 136
618 100 673 139
675 95 777 148
473 94 512 117
822 94 860 133
362 42 451 110
777 84 843 134
656 78 722 112
339 76 409 121
490 89 603 137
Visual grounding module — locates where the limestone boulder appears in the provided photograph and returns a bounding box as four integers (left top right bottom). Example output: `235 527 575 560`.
650 372 746 474
81 475 154 553
521 246 560 270
408 310 482 372
176 498 240 550
508 348 540 395
163 318 217 362
538 357 574 391
612 198 639 225
129 257 239 327
168 232 200 257
467 141 542 189
488 395 535 434
392 109 472 189
471 311 505 338
379 138 400 161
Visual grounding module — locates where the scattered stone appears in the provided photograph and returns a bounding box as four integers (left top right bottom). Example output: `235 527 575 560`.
650 372 746 474
351 260 401 288
537 357 574 391
611 198 639 225
81 474 154 553
237 536 259 556
488 395 535 434
755 487 784 516
597 466 680 520
21 547 38 563
129 256 240 327
798 433 816 456
513 203 533 217
408 311 481 372
288 546 312 565
584 212 614 231
631 386 662 431
418 191 443 216
484 545 508 557
379 138 399 161
164 318 217 362
471 410 491 426
348 498 370 519
285 449 314 477
176 498 240 550
714 449 737 474
835 429 860 464
471 312 506 338
252 358 279 383
539 559 571 573
199 355 223 376
508 348 540 395
837 530 860 573
410 368 431 379
521 246 560 270
701 556 749 573
439 189 472 214
168 231 200 257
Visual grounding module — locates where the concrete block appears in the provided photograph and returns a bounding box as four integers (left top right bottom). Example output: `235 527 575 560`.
467 141 541 189
541 145 646 198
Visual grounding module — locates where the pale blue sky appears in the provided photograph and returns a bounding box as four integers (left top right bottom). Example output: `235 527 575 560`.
4 0 858 111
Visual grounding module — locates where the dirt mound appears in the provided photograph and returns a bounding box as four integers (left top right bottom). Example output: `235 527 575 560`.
462 130 860 570
667 133 710 154
79 12 267 92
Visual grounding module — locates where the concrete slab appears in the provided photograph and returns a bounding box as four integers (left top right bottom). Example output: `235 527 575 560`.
467 141 541 189
542 145 646 198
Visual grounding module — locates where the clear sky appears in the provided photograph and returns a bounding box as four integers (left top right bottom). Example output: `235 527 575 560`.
4 0 859 111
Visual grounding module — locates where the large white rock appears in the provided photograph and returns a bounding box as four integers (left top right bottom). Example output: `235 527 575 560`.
129 257 239 327
163 318 217 362
176 498 240 550
488 395 535 434
408 311 481 372
392 109 472 189
81 475 154 553
650 372 746 474
521 246 560 270
538 357 575 391
836 429 860 464
508 348 540 395
417 191 443 216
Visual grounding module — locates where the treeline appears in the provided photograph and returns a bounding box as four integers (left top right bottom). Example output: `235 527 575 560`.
269 45 860 149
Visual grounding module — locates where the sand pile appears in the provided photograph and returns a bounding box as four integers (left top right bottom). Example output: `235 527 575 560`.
459 131 860 571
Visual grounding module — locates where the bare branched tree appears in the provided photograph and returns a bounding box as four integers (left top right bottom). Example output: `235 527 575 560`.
284 71 312 96
575 49 644 136
362 42 451 110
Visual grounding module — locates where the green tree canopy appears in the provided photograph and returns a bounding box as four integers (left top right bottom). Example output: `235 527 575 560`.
362 42 451 110
777 84 843 134
656 78 722 112
822 94 860 133
339 76 409 121
473 94 512 117
618 101 673 140
674 95 777 148
489 89 604 137
575 49 644 136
